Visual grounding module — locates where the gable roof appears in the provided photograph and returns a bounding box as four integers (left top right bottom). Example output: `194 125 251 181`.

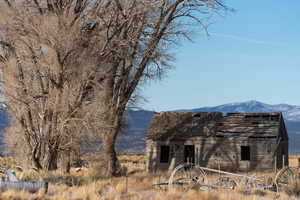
215 113 282 138
147 112 222 140
147 112 286 141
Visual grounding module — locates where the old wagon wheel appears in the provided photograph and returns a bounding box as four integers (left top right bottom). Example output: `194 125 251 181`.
168 163 208 191
290 166 300 179
275 167 296 191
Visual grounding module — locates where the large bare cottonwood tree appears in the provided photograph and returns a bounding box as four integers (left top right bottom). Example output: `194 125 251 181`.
0 2 103 170
0 0 228 175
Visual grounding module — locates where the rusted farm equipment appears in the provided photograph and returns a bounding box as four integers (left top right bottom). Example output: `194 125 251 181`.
0 169 48 193
153 163 299 194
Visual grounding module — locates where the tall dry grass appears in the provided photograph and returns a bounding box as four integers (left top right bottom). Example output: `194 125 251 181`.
289 155 300 167
0 154 298 199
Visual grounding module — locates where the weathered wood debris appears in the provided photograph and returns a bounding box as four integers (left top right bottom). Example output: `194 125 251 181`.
0 170 48 193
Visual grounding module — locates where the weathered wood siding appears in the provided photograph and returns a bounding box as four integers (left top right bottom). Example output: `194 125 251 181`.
146 137 286 172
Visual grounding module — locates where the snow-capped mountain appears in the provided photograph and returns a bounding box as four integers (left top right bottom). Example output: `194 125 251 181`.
176 100 300 121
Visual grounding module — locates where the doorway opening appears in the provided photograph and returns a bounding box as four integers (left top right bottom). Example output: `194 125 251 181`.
160 145 170 163
184 145 195 163
241 146 250 161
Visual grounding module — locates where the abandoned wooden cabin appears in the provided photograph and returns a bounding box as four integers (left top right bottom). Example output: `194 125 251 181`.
146 112 288 172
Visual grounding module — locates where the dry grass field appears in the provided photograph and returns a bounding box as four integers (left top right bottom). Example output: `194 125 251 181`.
288 155 299 167
0 155 299 200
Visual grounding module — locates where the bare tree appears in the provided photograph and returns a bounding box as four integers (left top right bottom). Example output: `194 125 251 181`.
0 0 228 175
0 2 102 170
87 0 228 177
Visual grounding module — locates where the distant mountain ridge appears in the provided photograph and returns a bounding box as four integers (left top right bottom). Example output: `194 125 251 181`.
175 100 300 121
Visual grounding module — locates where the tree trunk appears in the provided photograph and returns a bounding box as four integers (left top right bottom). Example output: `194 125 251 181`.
62 151 71 173
101 131 118 177
31 144 43 170
32 158 43 170
44 148 58 170
99 76 126 177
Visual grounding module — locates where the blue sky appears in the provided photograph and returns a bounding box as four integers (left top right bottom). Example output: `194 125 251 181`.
142 0 300 111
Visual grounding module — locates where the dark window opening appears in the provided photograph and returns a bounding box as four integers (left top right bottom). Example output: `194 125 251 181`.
193 113 201 118
184 145 195 163
241 146 250 161
160 145 170 163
